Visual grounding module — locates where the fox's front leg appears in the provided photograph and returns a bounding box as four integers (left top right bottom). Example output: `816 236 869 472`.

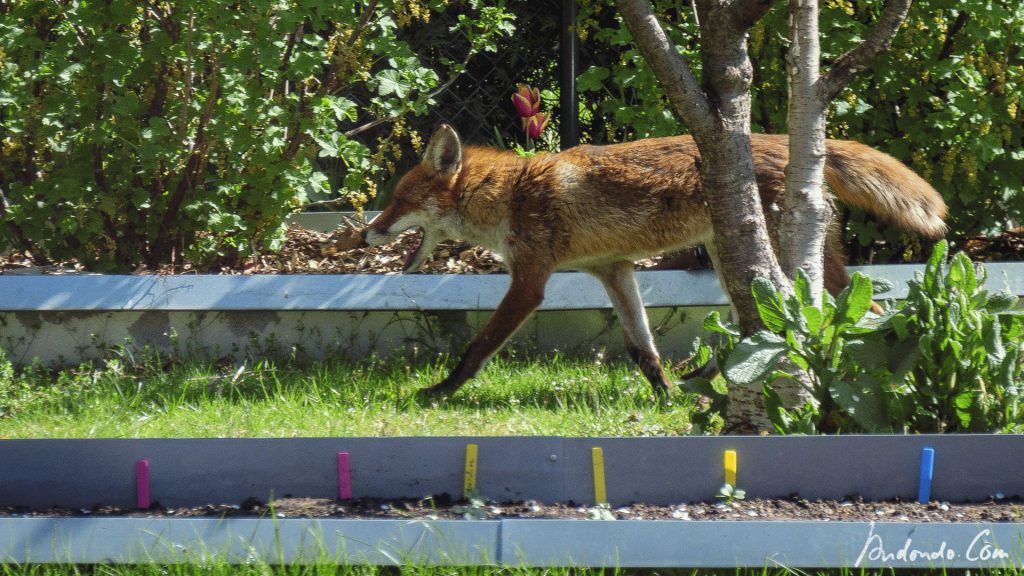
586 261 673 395
419 265 553 398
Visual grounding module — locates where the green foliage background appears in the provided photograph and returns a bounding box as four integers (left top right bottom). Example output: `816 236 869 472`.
715 241 1023 434
0 0 512 270
575 0 1023 258
1 0 1021 270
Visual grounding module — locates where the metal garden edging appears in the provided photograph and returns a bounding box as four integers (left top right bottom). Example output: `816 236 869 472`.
0 435 1023 568
2 517 1023 569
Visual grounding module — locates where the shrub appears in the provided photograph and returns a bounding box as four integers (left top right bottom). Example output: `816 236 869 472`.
0 1 512 271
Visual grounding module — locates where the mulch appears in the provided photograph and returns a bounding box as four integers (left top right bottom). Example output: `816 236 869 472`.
3 494 1023 522
2 222 1022 277
0 224 713 276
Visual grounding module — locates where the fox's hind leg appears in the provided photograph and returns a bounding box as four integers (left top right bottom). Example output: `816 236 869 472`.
586 261 672 395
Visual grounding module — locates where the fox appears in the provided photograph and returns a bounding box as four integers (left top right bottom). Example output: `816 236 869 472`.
361 124 947 398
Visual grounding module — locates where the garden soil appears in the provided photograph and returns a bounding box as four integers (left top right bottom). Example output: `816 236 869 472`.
3 494 1023 523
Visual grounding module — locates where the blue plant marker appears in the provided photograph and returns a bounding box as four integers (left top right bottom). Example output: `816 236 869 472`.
918 446 935 504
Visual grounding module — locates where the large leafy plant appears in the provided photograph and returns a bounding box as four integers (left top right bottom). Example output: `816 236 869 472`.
0 1 512 271
881 240 1022 432
719 241 1023 433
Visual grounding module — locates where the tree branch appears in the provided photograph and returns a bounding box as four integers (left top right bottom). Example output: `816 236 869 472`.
936 10 968 61
281 2 378 161
615 0 714 136
818 0 912 102
150 55 221 266
319 0 379 98
280 24 303 71
732 0 780 30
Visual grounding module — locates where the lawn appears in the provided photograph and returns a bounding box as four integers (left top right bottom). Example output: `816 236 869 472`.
0 353 704 439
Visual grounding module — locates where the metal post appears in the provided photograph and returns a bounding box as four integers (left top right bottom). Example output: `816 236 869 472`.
559 0 579 149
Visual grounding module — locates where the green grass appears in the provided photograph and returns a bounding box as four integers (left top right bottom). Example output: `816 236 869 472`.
0 352 706 439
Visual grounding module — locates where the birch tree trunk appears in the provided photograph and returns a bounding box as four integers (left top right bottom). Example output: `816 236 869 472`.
779 0 829 302
780 0 914 294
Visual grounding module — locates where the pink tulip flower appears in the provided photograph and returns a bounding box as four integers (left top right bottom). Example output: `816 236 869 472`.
511 84 541 118
522 112 550 139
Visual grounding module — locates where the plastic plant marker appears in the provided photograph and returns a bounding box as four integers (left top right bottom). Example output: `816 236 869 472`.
592 447 607 504
724 450 737 487
337 452 351 500
464 443 478 497
135 459 150 509
918 446 935 504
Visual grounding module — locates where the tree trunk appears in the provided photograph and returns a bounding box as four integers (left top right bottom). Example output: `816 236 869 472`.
617 0 801 432
780 0 914 297
779 0 829 302
695 1 792 335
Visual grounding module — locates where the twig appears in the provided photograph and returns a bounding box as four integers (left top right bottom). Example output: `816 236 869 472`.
343 51 473 139
936 11 969 61
818 0 912 102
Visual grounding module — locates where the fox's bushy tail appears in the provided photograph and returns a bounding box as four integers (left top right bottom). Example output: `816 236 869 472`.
825 140 947 239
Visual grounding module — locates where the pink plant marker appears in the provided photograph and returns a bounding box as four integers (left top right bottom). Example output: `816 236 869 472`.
135 459 150 509
337 452 351 500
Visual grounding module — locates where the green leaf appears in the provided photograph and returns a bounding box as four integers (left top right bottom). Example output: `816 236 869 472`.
954 392 974 428
751 277 787 332
723 331 789 387
871 278 895 296
986 289 1018 314
375 69 411 97
793 269 814 305
834 272 874 326
576 66 610 92
679 375 728 398
983 316 1006 365
831 375 892 432
948 252 977 294
702 311 740 337
802 305 823 333
923 240 949 294
999 347 1019 394
325 96 358 122
889 337 922 382
844 336 890 371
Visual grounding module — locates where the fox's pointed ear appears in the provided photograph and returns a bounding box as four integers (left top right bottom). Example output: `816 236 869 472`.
423 124 462 178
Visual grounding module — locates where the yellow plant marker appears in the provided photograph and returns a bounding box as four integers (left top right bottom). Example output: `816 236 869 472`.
591 447 607 504
724 449 737 486
464 443 478 497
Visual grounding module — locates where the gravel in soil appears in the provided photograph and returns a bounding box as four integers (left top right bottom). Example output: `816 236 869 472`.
2 223 1022 276
4 495 1024 523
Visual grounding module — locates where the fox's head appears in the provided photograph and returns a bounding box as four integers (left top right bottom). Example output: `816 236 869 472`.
362 124 463 273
